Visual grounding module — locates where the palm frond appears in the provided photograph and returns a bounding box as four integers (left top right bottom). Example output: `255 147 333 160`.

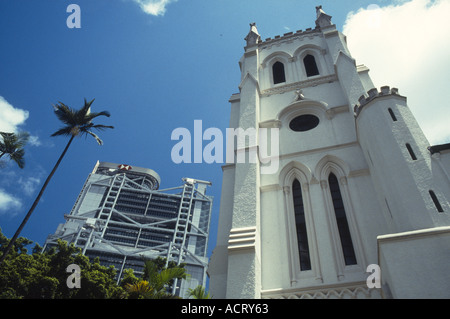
0 132 29 168
159 267 188 284
125 280 151 293
9 148 26 169
51 127 73 137
89 124 114 131
50 98 113 144
143 260 159 286
82 98 95 115
74 98 95 124
84 130 103 145
53 102 77 126
186 285 211 299
14 132 30 148
84 111 111 123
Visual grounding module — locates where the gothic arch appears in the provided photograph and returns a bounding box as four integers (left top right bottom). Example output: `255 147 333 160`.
314 155 367 278
293 44 326 78
314 154 349 181
279 161 323 286
279 161 312 186
261 51 293 68
293 44 323 58
261 52 294 86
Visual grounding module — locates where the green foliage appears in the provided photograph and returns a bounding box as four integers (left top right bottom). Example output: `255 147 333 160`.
186 285 211 299
0 131 29 169
0 229 125 299
124 258 188 299
0 229 209 299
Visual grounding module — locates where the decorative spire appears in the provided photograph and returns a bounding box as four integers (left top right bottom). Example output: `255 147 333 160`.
315 5 332 28
315 5 325 18
244 22 261 47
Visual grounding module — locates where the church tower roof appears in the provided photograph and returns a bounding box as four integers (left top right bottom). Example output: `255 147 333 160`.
315 5 333 28
244 22 262 47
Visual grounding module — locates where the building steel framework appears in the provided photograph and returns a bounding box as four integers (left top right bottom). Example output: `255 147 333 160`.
44 162 212 297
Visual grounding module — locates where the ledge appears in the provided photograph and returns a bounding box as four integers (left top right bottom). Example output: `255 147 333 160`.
377 226 450 243
428 143 450 155
261 281 380 299
261 74 337 97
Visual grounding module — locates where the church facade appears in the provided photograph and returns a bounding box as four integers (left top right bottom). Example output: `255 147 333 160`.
208 6 450 299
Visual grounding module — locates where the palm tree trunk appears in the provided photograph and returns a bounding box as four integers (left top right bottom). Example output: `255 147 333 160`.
0 135 75 265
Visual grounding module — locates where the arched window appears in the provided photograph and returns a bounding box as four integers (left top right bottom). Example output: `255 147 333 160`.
303 54 319 77
272 61 286 84
292 179 311 270
328 173 357 265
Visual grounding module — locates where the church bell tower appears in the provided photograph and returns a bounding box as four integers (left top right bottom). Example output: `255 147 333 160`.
208 6 450 299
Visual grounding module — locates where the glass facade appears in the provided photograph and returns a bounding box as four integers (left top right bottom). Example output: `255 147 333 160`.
44 161 213 297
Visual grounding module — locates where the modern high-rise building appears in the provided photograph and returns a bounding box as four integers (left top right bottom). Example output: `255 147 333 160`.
208 6 450 299
44 161 213 297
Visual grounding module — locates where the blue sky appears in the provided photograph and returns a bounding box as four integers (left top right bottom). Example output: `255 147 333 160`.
1 0 449 263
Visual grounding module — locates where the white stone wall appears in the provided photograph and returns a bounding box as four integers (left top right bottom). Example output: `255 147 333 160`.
209 14 450 299
378 227 450 298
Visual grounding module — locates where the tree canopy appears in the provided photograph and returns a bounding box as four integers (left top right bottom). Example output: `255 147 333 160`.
0 131 29 169
0 229 210 299
0 229 124 299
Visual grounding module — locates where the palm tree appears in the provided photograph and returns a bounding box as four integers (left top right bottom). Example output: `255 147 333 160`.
0 131 29 169
125 280 152 299
125 260 188 299
0 98 113 265
186 285 211 299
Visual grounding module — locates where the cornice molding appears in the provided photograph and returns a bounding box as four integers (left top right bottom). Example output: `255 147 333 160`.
261 74 337 97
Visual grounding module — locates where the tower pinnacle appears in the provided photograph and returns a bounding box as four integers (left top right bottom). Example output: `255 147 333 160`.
244 22 261 47
315 5 332 28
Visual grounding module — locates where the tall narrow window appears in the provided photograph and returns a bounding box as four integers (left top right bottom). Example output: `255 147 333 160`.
406 143 417 160
272 61 286 84
328 173 357 265
388 108 397 121
292 179 311 271
429 190 444 212
303 54 319 77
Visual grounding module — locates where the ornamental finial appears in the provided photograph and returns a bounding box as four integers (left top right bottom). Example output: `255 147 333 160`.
315 5 332 28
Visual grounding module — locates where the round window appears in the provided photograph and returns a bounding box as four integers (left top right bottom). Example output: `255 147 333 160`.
289 114 319 132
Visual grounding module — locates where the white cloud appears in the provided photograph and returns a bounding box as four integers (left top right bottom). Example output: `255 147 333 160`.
0 96 29 133
133 0 177 16
0 96 41 146
0 189 22 214
343 0 450 144
18 176 41 197
28 135 42 147
0 166 46 216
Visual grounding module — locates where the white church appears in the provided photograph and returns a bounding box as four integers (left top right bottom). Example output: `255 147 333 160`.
208 6 450 299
